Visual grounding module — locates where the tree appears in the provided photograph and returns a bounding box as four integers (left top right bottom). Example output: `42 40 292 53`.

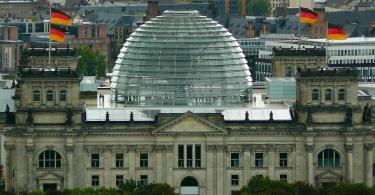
326 183 375 195
240 175 295 195
252 0 271 16
292 182 320 195
76 45 106 77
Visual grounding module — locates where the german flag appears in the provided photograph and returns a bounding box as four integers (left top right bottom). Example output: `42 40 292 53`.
51 8 72 26
50 24 66 43
300 7 318 24
327 23 348 40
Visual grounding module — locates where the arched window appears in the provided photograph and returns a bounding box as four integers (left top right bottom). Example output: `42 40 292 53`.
325 89 332 101
39 150 61 168
317 149 340 168
47 90 54 102
338 89 345 101
312 89 319 101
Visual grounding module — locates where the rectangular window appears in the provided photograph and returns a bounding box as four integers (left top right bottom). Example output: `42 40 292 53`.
33 90 40 101
195 144 201 168
186 144 193 168
140 175 148 185
46 90 53 101
91 154 100 168
255 153 264 168
279 153 288 167
140 153 148 168
115 153 124 168
116 175 123 186
280 174 288 181
59 89 66 102
231 153 240 167
231 175 239 186
91 175 99 186
178 145 184 168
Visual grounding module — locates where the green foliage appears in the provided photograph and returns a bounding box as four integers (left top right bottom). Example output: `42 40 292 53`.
292 182 320 195
118 178 138 193
326 183 375 195
252 0 271 16
76 45 106 77
240 175 295 195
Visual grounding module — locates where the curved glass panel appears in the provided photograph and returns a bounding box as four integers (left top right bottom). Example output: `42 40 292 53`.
111 10 252 106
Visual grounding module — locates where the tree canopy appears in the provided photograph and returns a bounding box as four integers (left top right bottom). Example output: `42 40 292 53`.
252 0 271 16
76 45 106 77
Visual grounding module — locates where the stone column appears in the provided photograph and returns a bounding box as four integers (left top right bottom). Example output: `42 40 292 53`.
305 144 314 185
154 145 164 183
344 144 354 183
267 145 275 180
103 147 111 187
66 145 74 189
4 144 15 191
216 145 225 195
165 145 174 185
206 145 215 195
243 145 251 183
364 143 374 186
128 146 136 179
26 145 34 191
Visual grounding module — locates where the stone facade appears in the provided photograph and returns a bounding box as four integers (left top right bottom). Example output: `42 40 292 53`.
272 47 326 78
1 68 374 194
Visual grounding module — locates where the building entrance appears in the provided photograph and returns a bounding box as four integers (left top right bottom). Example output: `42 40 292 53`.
180 176 199 195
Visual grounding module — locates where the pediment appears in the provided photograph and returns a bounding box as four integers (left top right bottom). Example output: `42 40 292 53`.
37 172 63 180
152 111 227 135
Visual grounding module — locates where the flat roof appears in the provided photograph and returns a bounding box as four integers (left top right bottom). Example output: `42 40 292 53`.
305 37 375 43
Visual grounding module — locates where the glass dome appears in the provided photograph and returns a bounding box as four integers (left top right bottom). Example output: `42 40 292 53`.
111 10 252 106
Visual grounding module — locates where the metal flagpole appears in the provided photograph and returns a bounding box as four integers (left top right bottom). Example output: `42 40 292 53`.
325 19 328 66
48 1 52 68
298 0 301 47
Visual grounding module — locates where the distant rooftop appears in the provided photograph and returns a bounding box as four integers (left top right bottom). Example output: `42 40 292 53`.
23 48 76 56
18 67 80 79
273 47 326 56
296 68 358 78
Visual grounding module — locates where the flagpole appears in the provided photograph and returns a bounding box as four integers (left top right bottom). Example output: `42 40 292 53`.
325 19 328 66
48 1 52 68
298 1 301 47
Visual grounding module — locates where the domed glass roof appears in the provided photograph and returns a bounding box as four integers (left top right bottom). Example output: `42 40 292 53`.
111 10 252 106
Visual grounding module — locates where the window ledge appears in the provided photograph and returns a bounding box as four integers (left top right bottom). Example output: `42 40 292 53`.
36 168 63 171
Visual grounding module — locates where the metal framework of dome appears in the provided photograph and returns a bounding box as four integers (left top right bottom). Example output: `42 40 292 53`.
111 10 252 106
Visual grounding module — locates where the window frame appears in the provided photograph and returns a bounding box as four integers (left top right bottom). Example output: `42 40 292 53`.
38 150 62 168
231 174 239 186
230 152 240 168
140 175 148 185
91 175 99 186
178 145 184 168
140 153 148 168
115 175 124 186
312 88 319 101
46 89 54 102
115 153 124 168
279 153 288 167
91 153 100 168
338 88 345 101
33 89 41 102
255 153 264 168
317 149 341 168
325 89 332 101
59 89 67 102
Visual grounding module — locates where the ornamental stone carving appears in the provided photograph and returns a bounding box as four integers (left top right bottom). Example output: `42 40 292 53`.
155 145 166 152
206 145 225 152
364 143 374 151
227 145 242 152
165 145 174 152
85 145 105 154
65 145 74 153
110 145 127 153
25 145 34 154
136 145 153 153
276 144 294 152
344 144 354 152
4 144 15 151
305 144 314 152
251 144 268 151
